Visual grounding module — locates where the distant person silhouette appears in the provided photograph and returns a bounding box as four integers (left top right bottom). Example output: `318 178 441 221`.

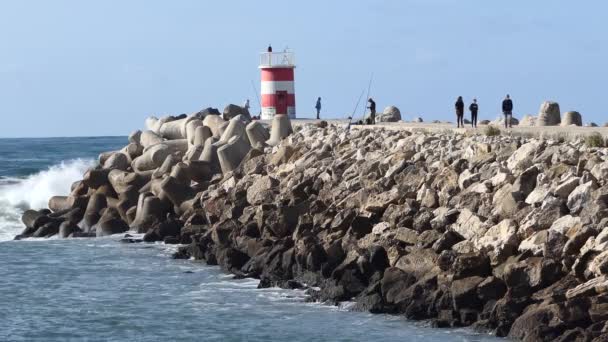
502 94 513 128
315 97 322 119
367 98 376 124
469 98 479 128
243 99 250 111
267 44 272 53
455 96 465 128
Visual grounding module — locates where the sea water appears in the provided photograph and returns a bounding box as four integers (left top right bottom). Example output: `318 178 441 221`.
0 136 499 341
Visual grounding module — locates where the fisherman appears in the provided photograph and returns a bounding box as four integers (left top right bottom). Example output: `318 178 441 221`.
366 98 376 124
243 99 250 111
455 96 465 128
315 97 322 119
502 94 513 128
469 98 479 128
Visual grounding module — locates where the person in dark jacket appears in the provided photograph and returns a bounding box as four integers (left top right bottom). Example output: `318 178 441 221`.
455 96 465 128
502 94 513 128
367 98 376 124
267 44 272 53
469 98 479 128
315 97 322 119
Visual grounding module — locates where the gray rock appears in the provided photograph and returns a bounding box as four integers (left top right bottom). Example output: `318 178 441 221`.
377 106 401 123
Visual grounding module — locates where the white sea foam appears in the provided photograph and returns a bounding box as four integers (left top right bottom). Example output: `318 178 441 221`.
0 159 94 242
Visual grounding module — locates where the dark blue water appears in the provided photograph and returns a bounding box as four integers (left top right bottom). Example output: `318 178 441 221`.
0 136 498 341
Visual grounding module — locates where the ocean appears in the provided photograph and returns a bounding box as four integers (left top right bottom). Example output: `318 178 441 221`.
0 136 498 341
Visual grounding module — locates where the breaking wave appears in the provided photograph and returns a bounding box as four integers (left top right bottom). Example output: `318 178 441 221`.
0 159 93 241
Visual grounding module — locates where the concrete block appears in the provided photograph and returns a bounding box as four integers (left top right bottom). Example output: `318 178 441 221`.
266 114 293 146
218 135 251 173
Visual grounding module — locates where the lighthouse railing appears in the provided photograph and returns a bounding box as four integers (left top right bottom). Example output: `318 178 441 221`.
260 52 295 67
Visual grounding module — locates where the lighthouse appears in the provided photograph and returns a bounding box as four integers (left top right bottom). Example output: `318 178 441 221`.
259 48 296 120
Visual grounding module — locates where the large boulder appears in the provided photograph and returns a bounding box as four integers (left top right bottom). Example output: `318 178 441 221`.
536 101 561 126
506 141 540 172
561 111 582 126
377 106 402 123
223 104 251 121
476 219 519 265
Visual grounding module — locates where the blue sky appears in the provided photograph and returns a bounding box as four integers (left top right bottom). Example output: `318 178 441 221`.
0 0 606 137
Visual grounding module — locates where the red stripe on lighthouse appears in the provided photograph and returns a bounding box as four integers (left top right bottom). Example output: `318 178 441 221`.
261 68 294 82
261 94 296 106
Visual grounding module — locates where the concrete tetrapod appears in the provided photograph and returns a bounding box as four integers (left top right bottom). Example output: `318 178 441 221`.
103 152 130 171
246 121 270 149
144 139 188 154
199 138 222 174
232 114 252 124
266 114 294 146
561 111 583 126
536 101 561 126
130 193 167 233
95 207 129 237
217 134 251 174
128 130 142 144
83 168 111 189
203 115 225 138
108 169 147 194
140 130 164 148
82 193 107 232
145 116 159 132
183 145 204 162
132 144 171 172
193 126 212 147
217 122 229 140
186 160 213 183
220 117 250 145
152 155 178 179
48 195 88 213
169 162 190 184
120 143 144 163
159 176 194 208
185 119 204 145
159 118 188 140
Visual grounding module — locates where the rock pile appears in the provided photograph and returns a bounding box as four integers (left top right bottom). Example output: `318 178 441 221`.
536 101 561 126
16 105 291 240
18 118 608 340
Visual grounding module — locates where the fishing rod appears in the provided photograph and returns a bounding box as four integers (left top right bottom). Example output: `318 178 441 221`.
346 89 365 131
250 80 262 116
360 73 374 122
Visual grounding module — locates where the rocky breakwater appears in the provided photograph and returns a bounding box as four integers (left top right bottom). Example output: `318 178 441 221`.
16 113 608 341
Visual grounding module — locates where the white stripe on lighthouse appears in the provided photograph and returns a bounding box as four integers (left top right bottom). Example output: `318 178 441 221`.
260 81 295 95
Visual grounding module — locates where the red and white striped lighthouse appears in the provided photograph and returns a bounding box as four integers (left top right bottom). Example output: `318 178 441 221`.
259 49 296 120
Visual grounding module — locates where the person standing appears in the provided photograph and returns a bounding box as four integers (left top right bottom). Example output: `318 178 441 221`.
367 98 376 124
469 98 479 128
502 94 513 128
243 99 250 111
315 97 322 120
267 44 272 53
455 96 465 128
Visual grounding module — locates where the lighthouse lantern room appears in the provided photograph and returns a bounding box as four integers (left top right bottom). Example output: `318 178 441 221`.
259 49 296 120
